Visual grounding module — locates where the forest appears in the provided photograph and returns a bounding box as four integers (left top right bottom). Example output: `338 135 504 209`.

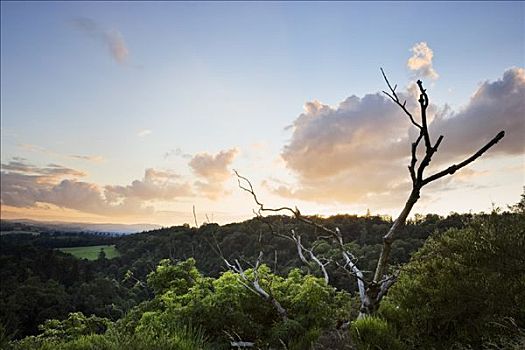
1 193 524 349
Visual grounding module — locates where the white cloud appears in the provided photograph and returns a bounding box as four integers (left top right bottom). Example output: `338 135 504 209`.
274 68 523 209
407 42 439 80
105 168 192 202
189 148 238 199
1 160 192 216
430 67 525 159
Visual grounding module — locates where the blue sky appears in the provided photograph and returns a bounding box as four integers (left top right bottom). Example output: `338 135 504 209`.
1 1 524 225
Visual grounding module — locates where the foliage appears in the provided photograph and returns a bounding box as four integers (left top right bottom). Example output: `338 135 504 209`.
117 259 351 348
37 312 111 341
146 258 200 295
3 204 523 349
0 276 71 338
508 188 525 214
8 310 208 350
10 324 209 350
1 210 460 339
350 316 403 350
383 212 525 349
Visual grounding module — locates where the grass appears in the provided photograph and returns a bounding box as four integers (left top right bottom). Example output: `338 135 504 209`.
58 245 120 260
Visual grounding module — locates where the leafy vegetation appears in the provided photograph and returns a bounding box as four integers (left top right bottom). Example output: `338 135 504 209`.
382 211 525 349
350 316 402 350
1 195 524 349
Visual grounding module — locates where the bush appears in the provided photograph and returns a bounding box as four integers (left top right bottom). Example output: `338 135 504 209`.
350 316 402 350
269 319 306 347
384 212 525 349
10 324 209 350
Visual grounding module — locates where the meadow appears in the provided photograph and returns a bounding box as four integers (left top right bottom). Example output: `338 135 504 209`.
58 245 119 260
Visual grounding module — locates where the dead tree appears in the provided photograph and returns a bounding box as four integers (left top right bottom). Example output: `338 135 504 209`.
367 69 505 313
234 171 369 318
221 251 288 321
290 229 330 285
235 70 505 318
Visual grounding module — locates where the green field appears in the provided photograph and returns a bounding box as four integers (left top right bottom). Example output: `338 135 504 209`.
58 245 120 260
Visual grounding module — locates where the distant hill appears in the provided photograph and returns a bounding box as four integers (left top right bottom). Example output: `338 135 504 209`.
0 219 161 234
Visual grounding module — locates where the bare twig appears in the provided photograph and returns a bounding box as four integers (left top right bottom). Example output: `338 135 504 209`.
222 250 288 320
234 169 340 239
374 71 504 285
422 131 505 185
291 230 330 284
192 205 198 228
381 68 422 129
409 131 424 184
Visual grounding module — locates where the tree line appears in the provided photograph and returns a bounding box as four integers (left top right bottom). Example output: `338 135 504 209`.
1 200 524 348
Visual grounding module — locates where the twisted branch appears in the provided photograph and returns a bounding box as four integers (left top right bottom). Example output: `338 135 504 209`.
223 251 288 321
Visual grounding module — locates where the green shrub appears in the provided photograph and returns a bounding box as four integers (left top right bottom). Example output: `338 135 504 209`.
385 213 525 349
269 319 306 347
51 334 114 350
10 320 209 350
38 312 111 341
350 316 402 350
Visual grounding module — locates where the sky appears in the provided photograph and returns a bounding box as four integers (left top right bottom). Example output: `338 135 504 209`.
1 1 524 226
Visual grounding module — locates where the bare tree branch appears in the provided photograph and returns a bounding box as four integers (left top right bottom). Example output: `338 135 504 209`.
234 169 340 239
192 205 198 228
409 131 424 184
422 130 505 185
222 251 288 321
334 228 366 302
376 274 397 302
291 230 330 284
373 71 505 285
416 80 432 149
235 170 370 310
381 67 423 129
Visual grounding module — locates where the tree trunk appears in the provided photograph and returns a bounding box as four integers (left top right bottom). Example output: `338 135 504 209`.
373 187 420 283
357 187 421 318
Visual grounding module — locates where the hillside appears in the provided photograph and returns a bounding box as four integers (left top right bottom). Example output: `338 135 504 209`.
0 211 475 338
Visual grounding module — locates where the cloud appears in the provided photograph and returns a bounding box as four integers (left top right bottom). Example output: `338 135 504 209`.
189 148 238 199
164 148 192 159
18 143 106 163
1 161 86 179
72 17 129 64
105 168 192 202
19 143 54 155
106 30 128 64
137 129 152 137
407 42 439 80
69 154 105 163
274 68 524 209
189 149 238 180
0 160 94 209
1 160 191 216
281 96 410 180
430 67 525 159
